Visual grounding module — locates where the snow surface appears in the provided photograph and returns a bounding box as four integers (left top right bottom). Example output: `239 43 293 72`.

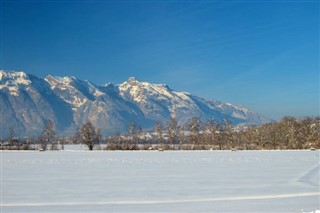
0 70 31 96
1 150 319 212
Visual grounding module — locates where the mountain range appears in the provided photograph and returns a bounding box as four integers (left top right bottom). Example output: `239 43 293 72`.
0 70 270 137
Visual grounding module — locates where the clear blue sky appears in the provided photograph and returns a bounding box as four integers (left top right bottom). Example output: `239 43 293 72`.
1 1 319 120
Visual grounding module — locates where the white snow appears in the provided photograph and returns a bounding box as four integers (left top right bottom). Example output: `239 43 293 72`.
0 71 30 85
118 77 202 119
1 150 319 212
232 111 246 119
7 86 19 96
0 71 32 96
94 89 104 97
44 75 89 108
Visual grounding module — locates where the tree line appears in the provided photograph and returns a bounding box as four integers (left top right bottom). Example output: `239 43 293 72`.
106 116 319 151
1 116 319 151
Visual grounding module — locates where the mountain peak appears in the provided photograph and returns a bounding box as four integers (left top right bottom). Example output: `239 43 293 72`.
0 70 31 86
1 70 28 79
127 76 140 85
0 70 32 97
45 75 78 86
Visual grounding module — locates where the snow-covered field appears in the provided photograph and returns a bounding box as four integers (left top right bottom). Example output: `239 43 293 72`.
1 150 319 212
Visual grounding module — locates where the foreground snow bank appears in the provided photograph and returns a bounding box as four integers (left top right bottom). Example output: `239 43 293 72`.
1 151 319 212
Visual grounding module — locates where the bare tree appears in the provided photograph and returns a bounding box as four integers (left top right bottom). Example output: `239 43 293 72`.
127 121 138 150
205 119 217 148
177 125 186 150
188 117 201 149
222 119 233 149
279 117 297 149
308 117 320 148
40 120 56 151
76 121 101 151
67 116 320 151
155 121 164 149
107 132 123 150
59 138 65 150
166 117 178 150
132 125 142 150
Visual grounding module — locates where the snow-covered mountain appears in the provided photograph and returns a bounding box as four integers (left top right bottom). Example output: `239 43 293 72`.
0 70 270 137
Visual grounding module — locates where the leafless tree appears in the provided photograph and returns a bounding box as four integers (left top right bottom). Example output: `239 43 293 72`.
40 120 56 151
155 121 164 149
101 116 320 151
132 125 142 150
205 119 217 148
177 125 186 150
76 121 101 151
166 117 178 150
188 117 201 149
222 119 233 149
308 117 320 148
126 121 139 150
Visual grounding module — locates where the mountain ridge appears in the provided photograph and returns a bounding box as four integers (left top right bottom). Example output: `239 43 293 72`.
0 70 271 137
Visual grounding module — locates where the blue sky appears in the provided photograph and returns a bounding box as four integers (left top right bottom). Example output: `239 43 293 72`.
1 1 319 120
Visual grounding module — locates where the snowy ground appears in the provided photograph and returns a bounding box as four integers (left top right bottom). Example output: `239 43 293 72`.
1 150 319 212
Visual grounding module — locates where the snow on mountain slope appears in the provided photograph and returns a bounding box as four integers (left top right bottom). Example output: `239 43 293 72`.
44 75 148 135
118 77 201 122
0 71 270 137
45 75 95 110
118 77 269 125
0 71 31 96
0 71 74 136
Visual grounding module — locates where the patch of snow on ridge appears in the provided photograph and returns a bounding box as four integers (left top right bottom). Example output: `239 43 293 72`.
174 91 191 101
119 77 183 103
234 104 249 112
69 96 87 109
232 111 246 119
45 75 76 87
94 90 104 97
0 70 31 86
0 71 32 96
14 72 31 85
45 75 88 108
4 86 19 96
